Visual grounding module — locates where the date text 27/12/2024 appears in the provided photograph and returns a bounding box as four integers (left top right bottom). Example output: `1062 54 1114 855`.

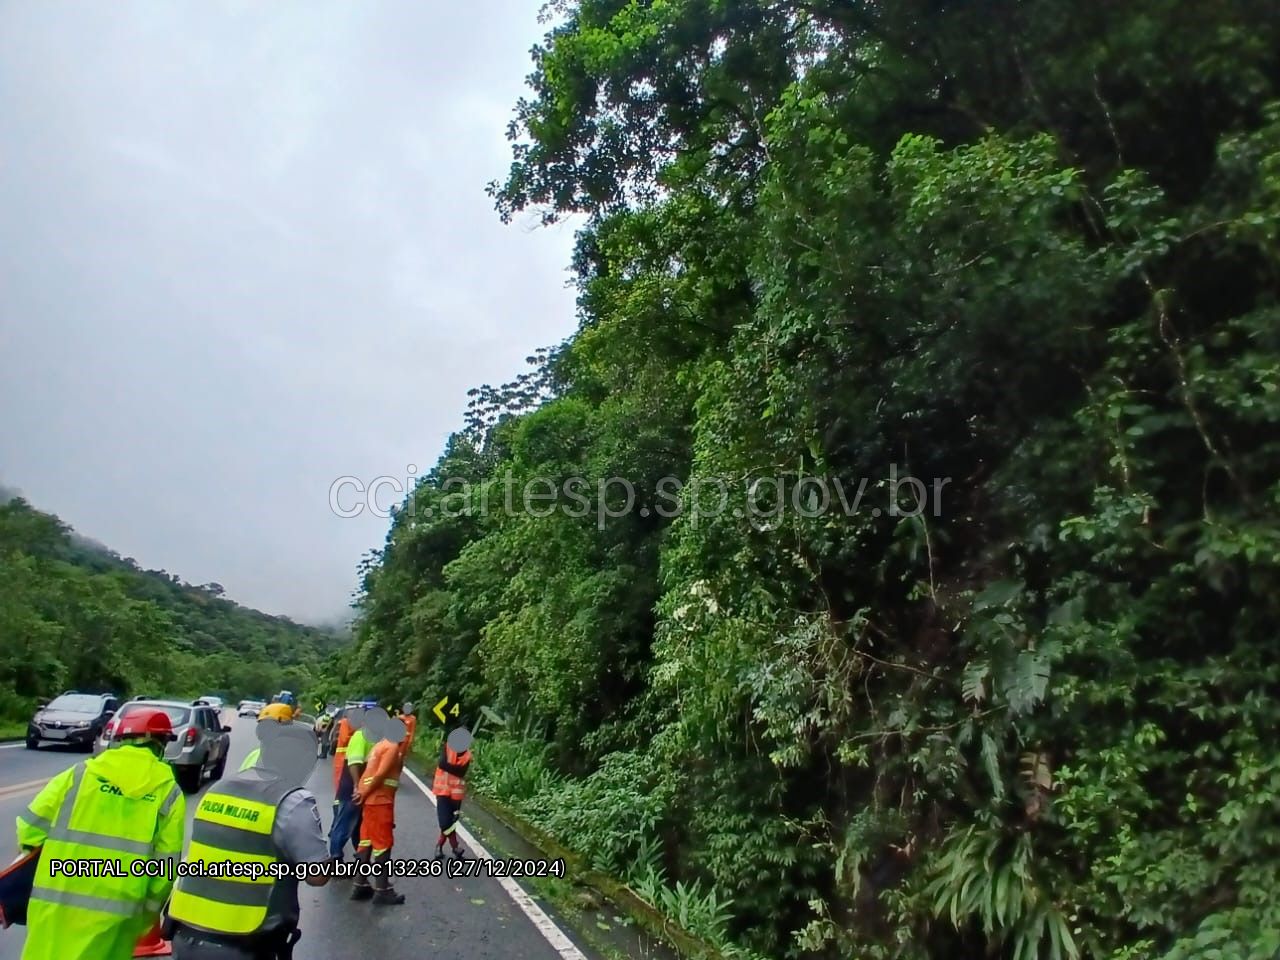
46 857 567 882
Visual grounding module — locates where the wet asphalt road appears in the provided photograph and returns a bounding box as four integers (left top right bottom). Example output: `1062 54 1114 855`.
0 713 597 960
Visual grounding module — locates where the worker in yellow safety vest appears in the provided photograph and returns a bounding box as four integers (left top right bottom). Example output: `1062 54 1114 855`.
15 706 186 960
166 719 330 959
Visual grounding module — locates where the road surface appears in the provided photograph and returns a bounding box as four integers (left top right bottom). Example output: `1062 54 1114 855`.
0 711 599 960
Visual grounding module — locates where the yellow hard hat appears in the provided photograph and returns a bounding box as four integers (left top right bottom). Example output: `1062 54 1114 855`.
258 703 293 722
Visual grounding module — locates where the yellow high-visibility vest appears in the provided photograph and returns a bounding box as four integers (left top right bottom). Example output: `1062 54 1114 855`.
16 747 184 960
167 774 293 935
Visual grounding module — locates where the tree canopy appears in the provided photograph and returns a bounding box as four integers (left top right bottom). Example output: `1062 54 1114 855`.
337 2 1280 956
0 496 345 719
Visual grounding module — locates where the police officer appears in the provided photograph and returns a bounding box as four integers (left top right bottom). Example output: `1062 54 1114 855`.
240 703 295 771
166 720 330 959
15 706 185 960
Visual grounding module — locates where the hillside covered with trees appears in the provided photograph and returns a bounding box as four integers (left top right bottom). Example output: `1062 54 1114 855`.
0 495 346 722
331 2 1280 958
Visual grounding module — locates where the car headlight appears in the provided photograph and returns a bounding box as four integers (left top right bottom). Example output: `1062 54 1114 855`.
75 720 91 728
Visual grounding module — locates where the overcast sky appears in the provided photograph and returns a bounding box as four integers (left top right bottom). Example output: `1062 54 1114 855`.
0 2 580 624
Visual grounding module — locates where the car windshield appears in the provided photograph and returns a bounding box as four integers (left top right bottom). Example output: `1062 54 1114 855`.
45 695 102 714
119 703 190 726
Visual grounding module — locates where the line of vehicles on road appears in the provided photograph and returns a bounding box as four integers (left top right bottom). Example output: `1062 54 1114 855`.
25 690 235 794
23 689 317 794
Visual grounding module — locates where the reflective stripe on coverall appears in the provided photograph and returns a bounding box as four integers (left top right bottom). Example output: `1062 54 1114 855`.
15 745 185 960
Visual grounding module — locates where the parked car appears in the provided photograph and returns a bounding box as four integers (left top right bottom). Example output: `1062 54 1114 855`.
237 699 265 717
27 692 119 751
95 698 231 793
195 695 225 710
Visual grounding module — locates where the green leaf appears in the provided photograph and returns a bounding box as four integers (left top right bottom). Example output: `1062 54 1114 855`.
981 733 1006 800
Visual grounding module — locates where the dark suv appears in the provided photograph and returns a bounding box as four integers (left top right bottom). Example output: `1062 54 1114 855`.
27 691 120 751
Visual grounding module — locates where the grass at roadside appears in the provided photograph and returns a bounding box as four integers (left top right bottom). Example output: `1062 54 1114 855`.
406 748 696 960
457 797 657 960
0 721 28 741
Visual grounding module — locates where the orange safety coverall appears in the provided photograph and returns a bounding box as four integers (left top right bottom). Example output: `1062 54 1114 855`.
332 716 355 792
397 713 417 762
358 739 403 856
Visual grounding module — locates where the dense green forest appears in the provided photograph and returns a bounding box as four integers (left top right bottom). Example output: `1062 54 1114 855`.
0 495 346 722
332 1 1279 958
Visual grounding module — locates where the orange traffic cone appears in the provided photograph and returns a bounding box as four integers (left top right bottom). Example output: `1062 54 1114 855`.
133 919 172 957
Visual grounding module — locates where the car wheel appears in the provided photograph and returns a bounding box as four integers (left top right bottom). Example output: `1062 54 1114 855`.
176 765 202 794
210 752 226 781
25 736 38 750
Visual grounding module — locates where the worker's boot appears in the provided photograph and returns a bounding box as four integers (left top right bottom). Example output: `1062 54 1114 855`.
371 851 404 906
350 844 374 900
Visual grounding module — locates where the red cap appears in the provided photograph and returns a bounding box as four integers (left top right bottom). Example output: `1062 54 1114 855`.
115 708 176 742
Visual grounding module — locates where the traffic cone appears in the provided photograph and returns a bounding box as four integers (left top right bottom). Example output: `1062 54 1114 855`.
133 920 172 956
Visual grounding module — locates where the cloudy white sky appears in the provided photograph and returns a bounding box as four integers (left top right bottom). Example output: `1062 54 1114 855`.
0 2 580 623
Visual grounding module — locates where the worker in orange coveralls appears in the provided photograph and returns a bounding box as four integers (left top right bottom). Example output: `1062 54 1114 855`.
331 706 360 793
349 708 407 906
396 702 417 761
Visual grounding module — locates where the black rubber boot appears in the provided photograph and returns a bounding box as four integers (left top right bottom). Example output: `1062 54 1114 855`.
350 844 374 899
371 850 405 905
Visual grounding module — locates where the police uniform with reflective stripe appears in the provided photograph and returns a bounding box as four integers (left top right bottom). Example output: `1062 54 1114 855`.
167 769 328 959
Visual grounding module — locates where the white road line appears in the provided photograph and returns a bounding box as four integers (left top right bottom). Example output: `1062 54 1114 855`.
402 766 589 960
0 777 50 800
0 742 26 749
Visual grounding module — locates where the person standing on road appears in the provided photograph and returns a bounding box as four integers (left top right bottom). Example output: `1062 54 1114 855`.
241 703 295 771
313 709 333 758
15 707 185 960
349 709 407 906
330 706 356 793
328 700 373 863
396 701 417 762
166 719 330 960
432 726 474 861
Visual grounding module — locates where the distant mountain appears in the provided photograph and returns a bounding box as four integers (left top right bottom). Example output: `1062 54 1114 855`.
0 496 350 716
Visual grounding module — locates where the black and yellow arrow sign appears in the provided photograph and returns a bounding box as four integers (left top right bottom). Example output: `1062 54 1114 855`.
432 697 461 723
